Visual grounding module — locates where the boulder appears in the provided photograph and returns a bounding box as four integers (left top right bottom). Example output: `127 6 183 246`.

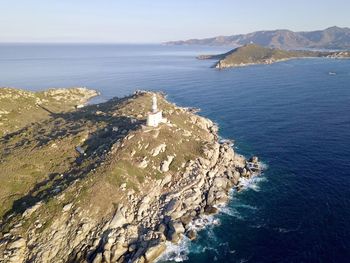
144 243 166 262
212 177 230 189
169 221 185 234
103 250 111 263
92 253 103 263
204 205 218 215
206 187 216 206
215 190 229 205
250 156 259 163
160 156 175 172
111 244 128 262
186 230 197 240
63 203 73 212
180 214 192 227
138 158 149 169
160 174 172 187
168 232 180 244
157 223 167 235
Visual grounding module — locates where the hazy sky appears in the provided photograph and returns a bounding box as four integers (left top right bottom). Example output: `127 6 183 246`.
1 0 349 43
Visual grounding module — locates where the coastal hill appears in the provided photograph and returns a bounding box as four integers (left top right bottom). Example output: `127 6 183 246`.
165 26 350 50
198 44 350 69
0 88 260 262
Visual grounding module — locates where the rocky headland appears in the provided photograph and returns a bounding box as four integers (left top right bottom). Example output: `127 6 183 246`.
0 88 261 263
198 44 350 69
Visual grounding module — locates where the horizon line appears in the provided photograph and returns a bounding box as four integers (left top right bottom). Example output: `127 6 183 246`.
1 25 348 45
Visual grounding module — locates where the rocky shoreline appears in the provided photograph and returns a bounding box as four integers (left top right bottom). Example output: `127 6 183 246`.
0 90 261 263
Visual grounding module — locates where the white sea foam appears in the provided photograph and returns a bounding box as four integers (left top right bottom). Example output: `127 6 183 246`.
157 238 191 262
238 175 267 192
260 162 269 170
219 206 244 220
232 203 258 210
187 214 218 231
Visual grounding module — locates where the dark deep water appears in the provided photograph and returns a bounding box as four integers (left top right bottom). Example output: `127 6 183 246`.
1 44 350 262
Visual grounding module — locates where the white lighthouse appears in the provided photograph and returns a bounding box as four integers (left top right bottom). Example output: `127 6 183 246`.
147 94 165 127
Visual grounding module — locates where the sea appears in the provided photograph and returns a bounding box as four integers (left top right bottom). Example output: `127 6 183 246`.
0 44 349 262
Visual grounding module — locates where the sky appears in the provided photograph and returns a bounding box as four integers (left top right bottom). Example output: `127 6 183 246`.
0 0 349 43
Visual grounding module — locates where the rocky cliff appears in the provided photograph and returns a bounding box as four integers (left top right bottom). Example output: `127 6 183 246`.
0 89 261 263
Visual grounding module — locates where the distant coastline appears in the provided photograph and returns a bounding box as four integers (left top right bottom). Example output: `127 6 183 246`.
197 44 350 69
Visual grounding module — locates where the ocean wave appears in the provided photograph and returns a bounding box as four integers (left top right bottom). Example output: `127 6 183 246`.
277 227 293 233
250 223 266 229
274 225 301 234
219 206 245 220
238 175 267 192
232 203 258 210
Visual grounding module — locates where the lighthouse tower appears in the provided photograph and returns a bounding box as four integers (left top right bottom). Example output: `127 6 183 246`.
147 94 164 127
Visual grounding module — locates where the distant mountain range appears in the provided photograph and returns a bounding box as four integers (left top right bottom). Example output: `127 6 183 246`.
165 26 350 50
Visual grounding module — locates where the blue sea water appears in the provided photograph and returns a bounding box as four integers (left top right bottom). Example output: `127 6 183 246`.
1 44 350 262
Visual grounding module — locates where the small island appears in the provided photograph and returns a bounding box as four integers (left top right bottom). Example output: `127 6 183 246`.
0 88 261 263
198 44 350 69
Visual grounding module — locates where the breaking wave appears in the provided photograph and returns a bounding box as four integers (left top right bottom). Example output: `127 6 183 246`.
238 175 267 192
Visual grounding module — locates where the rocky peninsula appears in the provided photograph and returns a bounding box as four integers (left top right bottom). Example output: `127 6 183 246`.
198 44 350 69
0 88 261 263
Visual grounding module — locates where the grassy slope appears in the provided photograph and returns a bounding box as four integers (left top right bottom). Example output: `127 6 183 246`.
0 87 98 137
0 90 211 237
0 87 98 216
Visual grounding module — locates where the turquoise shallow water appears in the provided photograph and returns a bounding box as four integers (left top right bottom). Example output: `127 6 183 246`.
1 44 350 262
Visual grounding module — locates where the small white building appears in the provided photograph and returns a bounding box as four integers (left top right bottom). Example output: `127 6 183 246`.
147 94 166 127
